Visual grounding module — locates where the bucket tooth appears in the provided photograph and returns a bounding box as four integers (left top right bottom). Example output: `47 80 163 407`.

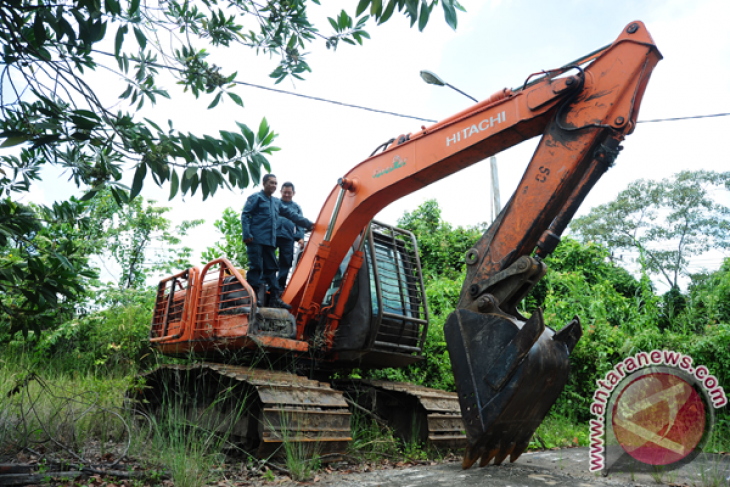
493 443 515 466
462 445 482 469
509 438 530 463
479 447 499 467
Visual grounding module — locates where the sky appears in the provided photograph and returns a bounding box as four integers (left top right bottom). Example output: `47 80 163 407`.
18 0 730 291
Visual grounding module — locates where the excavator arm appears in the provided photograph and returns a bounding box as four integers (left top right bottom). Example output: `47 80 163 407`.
283 21 661 467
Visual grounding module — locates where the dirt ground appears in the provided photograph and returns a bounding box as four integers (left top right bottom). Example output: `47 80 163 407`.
2 447 729 486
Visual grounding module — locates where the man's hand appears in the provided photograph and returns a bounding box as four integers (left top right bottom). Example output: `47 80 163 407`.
244 238 253 244
297 239 304 247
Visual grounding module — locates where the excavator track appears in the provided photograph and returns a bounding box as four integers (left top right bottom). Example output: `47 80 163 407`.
130 364 352 459
333 380 467 451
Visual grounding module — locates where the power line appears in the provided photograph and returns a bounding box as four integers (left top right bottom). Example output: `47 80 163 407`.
231 79 438 123
636 112 730 123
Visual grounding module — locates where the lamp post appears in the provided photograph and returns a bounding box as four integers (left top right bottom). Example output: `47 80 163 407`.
420 70 478 103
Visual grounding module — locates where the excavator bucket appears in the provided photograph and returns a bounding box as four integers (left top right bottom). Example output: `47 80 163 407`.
444 307 581 468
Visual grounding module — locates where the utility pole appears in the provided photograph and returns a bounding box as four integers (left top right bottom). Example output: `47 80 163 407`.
489 156 501 224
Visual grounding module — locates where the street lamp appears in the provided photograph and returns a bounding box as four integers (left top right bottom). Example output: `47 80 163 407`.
420 70 478 103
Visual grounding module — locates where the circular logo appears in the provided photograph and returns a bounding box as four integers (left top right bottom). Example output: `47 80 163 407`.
612 372 705 466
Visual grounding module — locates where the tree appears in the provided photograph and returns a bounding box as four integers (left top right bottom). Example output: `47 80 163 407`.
397 199 481 279
201 207 248 268
86 191 204 289
0 0 462 336
570 170 730 290
0 0 462 203
0 198 98 337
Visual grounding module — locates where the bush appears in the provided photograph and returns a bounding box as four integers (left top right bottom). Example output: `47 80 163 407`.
3 287 156 375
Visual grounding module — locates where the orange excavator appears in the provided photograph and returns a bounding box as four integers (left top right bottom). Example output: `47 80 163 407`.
132 22 661 469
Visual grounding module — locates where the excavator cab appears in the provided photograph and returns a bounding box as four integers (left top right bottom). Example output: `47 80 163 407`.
312 220 429 369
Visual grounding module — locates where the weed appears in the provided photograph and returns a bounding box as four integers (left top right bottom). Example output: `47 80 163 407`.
650 465 665 484
276 410 320 482
348 410 400 462
263 468 275 481
528 415 589 450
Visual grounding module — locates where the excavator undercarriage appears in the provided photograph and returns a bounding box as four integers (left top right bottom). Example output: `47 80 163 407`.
130 21 661 469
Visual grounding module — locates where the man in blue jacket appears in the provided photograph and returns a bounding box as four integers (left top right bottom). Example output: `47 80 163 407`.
241 174 314 310
276 182 305 291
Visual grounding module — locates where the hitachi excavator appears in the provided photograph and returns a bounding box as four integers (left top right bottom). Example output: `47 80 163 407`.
131 22 661 469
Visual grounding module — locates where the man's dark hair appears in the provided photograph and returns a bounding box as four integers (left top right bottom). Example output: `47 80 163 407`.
282 182 295 191
262 174 276 185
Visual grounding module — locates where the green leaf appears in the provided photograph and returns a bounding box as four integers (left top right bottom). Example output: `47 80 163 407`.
130 162 147 199
129 0 141 16
53 252 75 271
257 118 269 143
442 0 458 30
238 123 255 148
370 0 383 17
200 170 210 200
114 25 127 57
185 167 198 179
79 189 99 202
1 135 29 148
169 169 179 200
144 117 162 132
418 0 431 31
208 92 222 109
379 1 396 23
205 169 217 195
228 92 243 107
356 0 371 16
247 158 261 185
133 26 147 50
105 0 122 16
34 13 47 46
223 141 237 159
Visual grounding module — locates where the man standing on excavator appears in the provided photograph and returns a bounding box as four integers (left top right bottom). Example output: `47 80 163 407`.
276 182 305 292
241 174 313 310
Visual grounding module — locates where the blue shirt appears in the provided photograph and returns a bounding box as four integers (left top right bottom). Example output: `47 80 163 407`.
276 200 305 242
241 191 312 247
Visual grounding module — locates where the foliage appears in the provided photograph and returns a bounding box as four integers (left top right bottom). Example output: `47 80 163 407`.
397 199 481 279
524 238 640 313
3 286 156 374
85 191 204 288
571 170 730 289
681 258 730 329
0 198 98 337
201 206 248 268
1 190 201 341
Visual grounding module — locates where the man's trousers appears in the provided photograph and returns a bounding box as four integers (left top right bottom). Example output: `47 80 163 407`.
246 242 279 293
276 236 295 291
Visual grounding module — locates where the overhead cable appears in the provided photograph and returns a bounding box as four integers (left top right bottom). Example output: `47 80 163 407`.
231 79 438 123
636 112 730 123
